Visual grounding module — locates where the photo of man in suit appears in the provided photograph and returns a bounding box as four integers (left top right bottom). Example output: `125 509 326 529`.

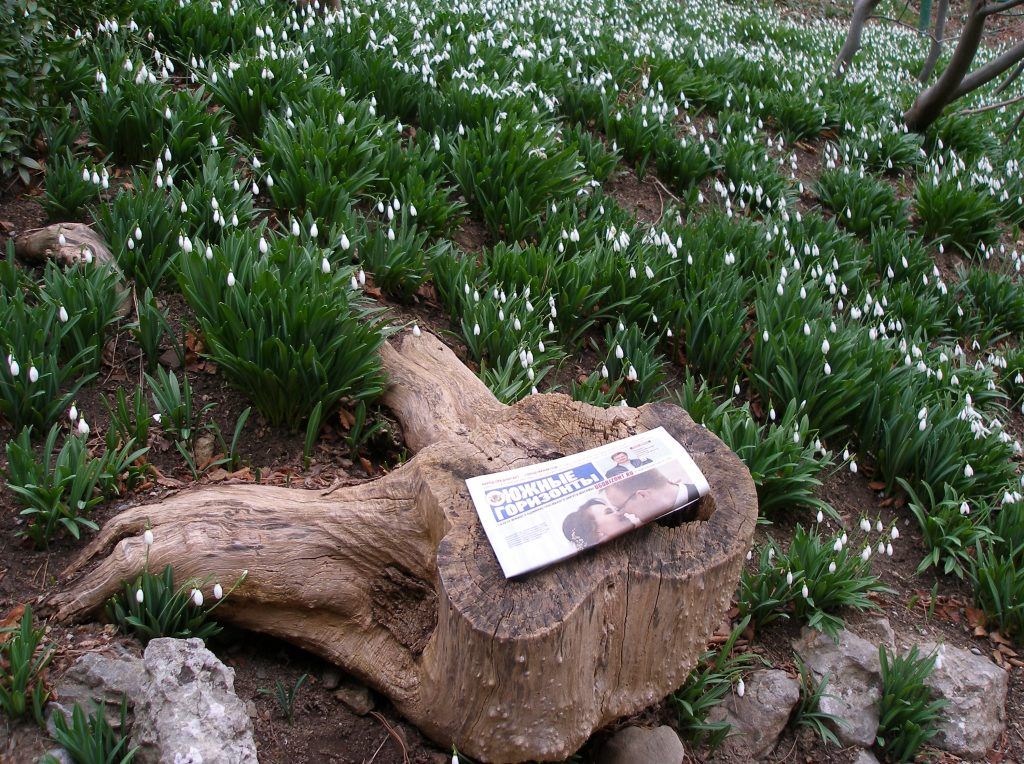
604 450 653 478
603 466 702 524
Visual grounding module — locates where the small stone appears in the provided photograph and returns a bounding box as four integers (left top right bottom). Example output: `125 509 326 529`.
158 348 181 369
707 669 800 759
596 725 684 764
194 433 216 468
853 749 880 764
333 681 374 715
321 667 342 691
43 749 74 764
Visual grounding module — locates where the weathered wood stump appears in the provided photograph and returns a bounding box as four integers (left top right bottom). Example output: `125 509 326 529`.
15 223 116 270
49 331 757 763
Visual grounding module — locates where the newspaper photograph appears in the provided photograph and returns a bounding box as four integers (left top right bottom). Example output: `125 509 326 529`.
466 426 711 578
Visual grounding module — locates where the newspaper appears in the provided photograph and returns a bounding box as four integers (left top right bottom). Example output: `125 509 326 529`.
466 426 710 578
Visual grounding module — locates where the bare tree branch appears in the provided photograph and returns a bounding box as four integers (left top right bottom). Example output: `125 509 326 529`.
1007 104 1024 139
980 0 1024 16
834 0 884 76
919 0 950 83
873 15 943 44
904 0 990 131
952 38 1024 99
956 92 1024 114
993 58 1024 94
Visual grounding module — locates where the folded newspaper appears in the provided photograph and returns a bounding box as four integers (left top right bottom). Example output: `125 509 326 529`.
466 427 710 578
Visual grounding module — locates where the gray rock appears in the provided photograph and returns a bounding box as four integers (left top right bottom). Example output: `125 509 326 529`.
333 680 374 715
597 725 685 764
321 667 342 691
131 638 258 764
918 641 1008 759
46 646 143 735
793 626 883 747
852 616 896 649
42 748 75 764
707 669 800 759
853 749 880 764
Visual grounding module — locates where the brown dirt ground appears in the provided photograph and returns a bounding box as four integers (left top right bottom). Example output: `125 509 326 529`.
3 62 1024 763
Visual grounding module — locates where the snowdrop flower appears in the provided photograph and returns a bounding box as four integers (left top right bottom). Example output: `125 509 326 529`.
213 583 224 600
736 678 745 697
473 323 481 337
291 219 301 237
861 546 871 561
964 463 974 478
816 510 824 523
960 501 970 516
350 275 359 290
58 232 67 246
227 272 236 287
340 233 351 250
877 540 885 554
412 324 421 338
310 222 319 238
144 529 154 546
615 345 624 359
59 305 69 322
833 538 843 552
850 460 858 474
886 543 893 557
69 403 78 422
136 589 145 604
357 269 366 286
828 561 836 574
786 571 794 585
891 526 900 540
860 517 871 533
626 365 638 382
191 588 204 607
801 584 809 598
28 366 38 383
77 418 90 436
762 330 769 342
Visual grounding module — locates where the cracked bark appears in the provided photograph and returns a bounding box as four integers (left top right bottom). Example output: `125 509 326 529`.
48 331 757 763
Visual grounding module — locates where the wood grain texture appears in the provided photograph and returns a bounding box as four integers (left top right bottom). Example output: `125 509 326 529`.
49 331 757 763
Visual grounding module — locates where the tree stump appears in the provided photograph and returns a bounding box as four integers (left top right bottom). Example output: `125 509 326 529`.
15 223 117 271
49 331 757 763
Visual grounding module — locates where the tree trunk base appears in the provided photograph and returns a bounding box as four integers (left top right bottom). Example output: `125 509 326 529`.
48 332 758 763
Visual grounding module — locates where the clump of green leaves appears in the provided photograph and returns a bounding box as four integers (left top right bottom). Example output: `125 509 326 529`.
0 605 53 726
902 480 992 579
177 228 388 429
45 696 138 764
875 645 945 762
106 561 244 644
815 168 907 237
258 674 307 725
450 118 583 240
42 150 101 220
791 656 841 747
915 170 1001 256
671 616 759 749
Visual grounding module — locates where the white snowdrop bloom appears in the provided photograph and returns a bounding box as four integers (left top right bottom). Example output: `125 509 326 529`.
180 200 188 214
59 306 69 323
182 238 193 254
786 571 794 585
828 561 836 574
227 272 236 287
833 538 843 552
891 526 900 540
801 584 809 598
816 510 824 523
191 588 204 607
387 228 396 241
291 219 301 237
538 341 545 353
762 330 769 342
340 233 351 251
412 324 421 338
258 237 268 254
136 589 145 603
769 407 776 421
473 323 481 336
409 204 418 217
144 529 154 546
626 365 638 382
600 364 609 379
615 345 624 359
513 318 522 331
823 362 831 376
309 222 319 238
77 418 90 436
213 583 224 600
736 678 745 698
734 383 741 396
886 543 893 557
860 518 871 533
960 501 970 516
321 257 331 274
357 269 366 286
58 232 67 246
875 520 883 533
861 546 871 561
821 338 830 354
265 174 274 188
69 403 78 422
205 246 213 260
350 275 359 291
850 461 858 474
28 366 39 383
964 463 974 478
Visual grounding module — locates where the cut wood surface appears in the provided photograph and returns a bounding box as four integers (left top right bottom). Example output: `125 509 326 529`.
49 331 758 763
15 223 117 271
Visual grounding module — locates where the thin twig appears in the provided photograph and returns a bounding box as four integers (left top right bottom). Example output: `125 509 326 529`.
654 177 683 206
364 735 389 764
957 92 1024 115
369 711 410 764
870 15 942 43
